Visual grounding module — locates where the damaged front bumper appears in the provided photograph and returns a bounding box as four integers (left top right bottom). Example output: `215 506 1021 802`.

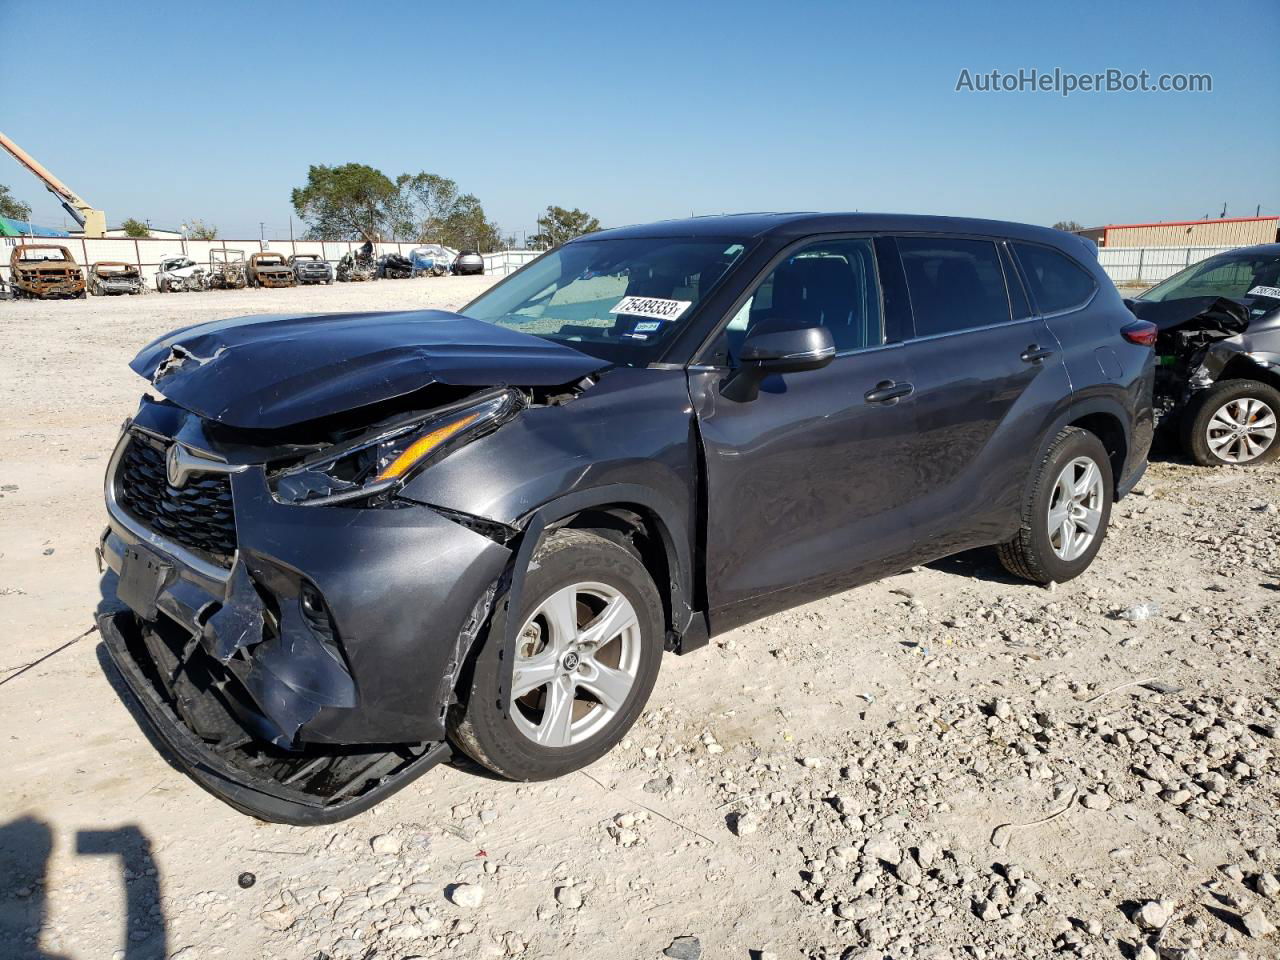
98 419 513 822
96 278 142 295
253 270 295 288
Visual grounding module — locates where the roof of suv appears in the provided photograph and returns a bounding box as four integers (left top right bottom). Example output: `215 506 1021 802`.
585 212 1086 250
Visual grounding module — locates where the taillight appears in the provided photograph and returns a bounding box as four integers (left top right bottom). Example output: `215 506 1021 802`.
1121 320 1158 347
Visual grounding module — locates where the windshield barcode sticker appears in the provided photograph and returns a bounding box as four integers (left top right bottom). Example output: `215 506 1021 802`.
610 296 692 322
1247 285 1280 300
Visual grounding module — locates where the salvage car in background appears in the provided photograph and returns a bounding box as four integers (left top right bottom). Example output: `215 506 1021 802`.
377 252 413 279
289 253 333 285
410 244 451 276
88 261 142 296
156 256 205 293
247 251 296 289
8 243 85 299
205 249 248 290
336 242 377 282
1127 244 1280 466
97 213 1153 823
451 249 485 275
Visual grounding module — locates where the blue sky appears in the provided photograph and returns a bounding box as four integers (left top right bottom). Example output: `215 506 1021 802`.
3 0 1277 240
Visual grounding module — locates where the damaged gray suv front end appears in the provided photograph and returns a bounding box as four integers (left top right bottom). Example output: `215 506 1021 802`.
98 310 610 822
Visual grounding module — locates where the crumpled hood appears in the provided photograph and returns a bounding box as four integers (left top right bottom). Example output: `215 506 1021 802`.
130 309 606 429
1125 296 1250 336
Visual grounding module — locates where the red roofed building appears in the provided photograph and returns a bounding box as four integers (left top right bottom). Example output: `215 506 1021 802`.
1077 216 1279 248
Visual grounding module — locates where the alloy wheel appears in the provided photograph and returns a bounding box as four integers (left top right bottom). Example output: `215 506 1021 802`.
1205 397 1277 464
1047 456 1105 562
509 581 641 748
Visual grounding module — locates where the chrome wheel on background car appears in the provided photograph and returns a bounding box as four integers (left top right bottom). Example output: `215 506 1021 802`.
1182 379 1280 467
1204 397 1277 464
1047 456 1105 562
510 582 642 748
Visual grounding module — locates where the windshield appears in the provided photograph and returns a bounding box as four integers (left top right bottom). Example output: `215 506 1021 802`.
461 237 749 365
1138 251 1280 303
18 247 71 262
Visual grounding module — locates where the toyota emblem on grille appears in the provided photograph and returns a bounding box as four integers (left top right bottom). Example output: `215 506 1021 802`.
165 443 249 489
166 443 186 488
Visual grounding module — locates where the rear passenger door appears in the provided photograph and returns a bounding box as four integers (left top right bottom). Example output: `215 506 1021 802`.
888 235 1072 558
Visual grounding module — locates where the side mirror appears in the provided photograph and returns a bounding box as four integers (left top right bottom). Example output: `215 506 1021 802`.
722 324 835 401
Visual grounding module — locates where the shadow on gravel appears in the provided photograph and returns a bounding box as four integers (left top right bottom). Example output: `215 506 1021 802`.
926 548 1028 586
0 817 167 960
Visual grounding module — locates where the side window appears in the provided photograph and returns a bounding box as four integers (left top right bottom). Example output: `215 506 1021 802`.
897 236 1012 337
1012 242 1097 314
729 238 883 357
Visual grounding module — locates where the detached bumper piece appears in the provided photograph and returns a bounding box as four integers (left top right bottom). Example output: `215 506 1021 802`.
99 601 450 824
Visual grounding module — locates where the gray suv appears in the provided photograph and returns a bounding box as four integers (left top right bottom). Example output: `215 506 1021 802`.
97 213 1154 822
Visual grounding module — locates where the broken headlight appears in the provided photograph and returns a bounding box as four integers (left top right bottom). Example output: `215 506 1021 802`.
271 390 521 506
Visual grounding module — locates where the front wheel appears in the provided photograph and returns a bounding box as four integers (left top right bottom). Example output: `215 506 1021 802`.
449 529 664 781
998 427 1113 584
1181 379 1280 467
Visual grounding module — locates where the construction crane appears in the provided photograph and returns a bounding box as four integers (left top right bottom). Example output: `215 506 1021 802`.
0 130 106 237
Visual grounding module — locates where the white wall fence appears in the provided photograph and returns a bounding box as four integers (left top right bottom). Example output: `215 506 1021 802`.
482 249 542 276
1 236 545 290
0 235 1235 294
1097 245 1234 287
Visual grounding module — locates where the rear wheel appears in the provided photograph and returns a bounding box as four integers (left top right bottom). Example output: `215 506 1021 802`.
998 427 1113 584
1182 379 1280 467
449 529 664 780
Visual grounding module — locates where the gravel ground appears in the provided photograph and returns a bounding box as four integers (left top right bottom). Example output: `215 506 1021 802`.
0 278 1277 960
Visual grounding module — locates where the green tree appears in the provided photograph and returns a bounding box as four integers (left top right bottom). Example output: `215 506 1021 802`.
185 219 218 240
388 172 461 242
1052 220 1084 233
120 218 151 238
291 163 397 242
531 205 601 248
0 183 32 221
438 194 502 251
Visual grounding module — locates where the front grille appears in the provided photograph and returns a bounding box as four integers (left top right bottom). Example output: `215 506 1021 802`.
116 435 237 561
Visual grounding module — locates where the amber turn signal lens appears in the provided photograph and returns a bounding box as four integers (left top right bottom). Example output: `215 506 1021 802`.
376 414 481 481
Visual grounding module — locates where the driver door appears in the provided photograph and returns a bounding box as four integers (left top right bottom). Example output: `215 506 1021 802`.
689 237 918 632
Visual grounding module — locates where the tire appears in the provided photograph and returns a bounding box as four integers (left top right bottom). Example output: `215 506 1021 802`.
998 427 1113 584
448 529 664 781
1180 379 1280 467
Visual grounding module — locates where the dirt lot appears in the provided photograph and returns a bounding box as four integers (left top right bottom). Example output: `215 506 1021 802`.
1 279 1277 960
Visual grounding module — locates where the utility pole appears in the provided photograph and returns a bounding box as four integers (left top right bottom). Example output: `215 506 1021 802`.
259 221 265 248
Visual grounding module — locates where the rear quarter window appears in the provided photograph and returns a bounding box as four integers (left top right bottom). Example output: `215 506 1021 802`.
1012 242 1097 314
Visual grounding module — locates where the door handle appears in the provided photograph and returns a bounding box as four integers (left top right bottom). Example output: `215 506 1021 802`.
864 380 915 404
1021 344 1054 363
